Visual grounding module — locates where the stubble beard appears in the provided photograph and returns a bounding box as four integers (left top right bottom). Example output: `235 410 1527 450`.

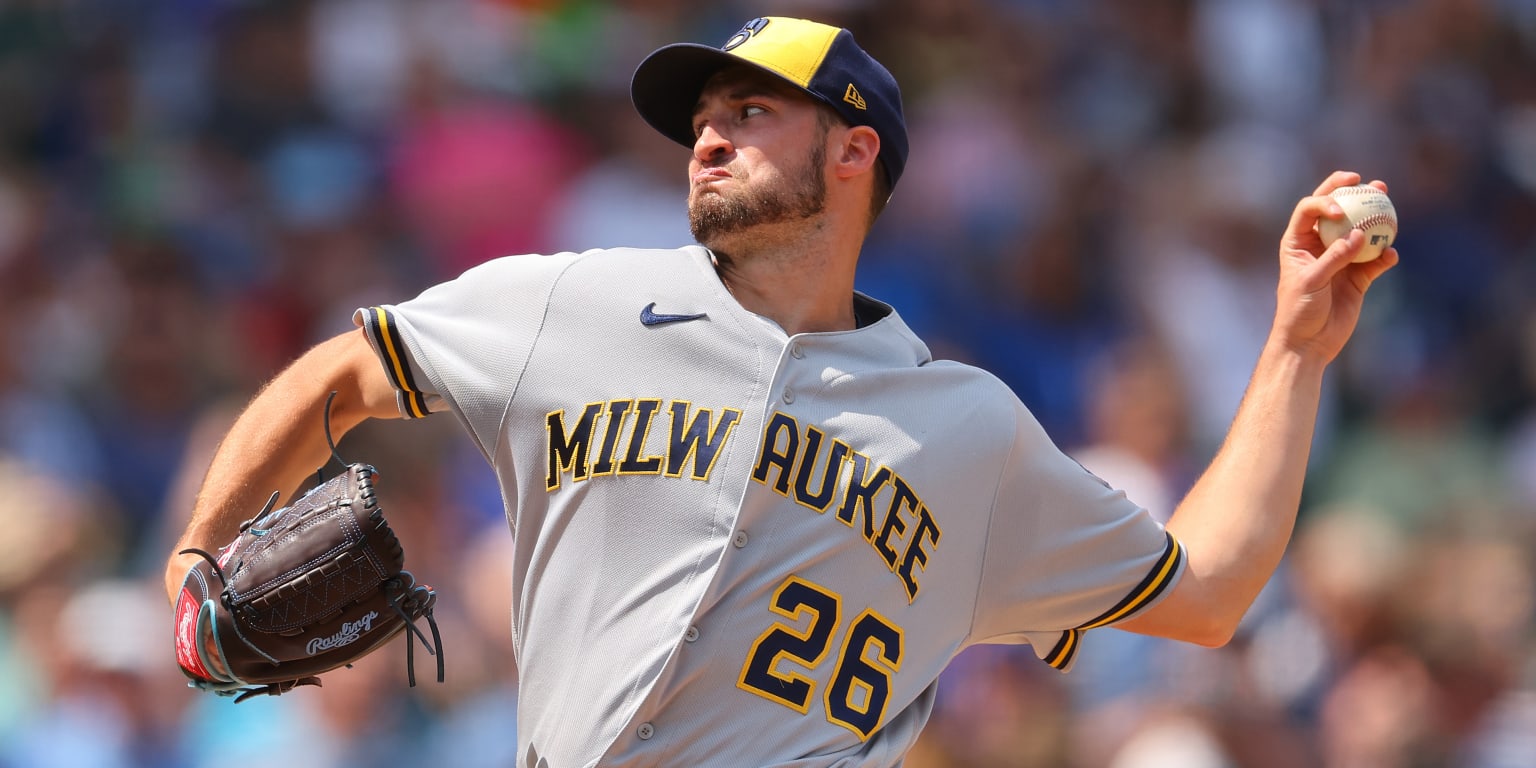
689 143 827 250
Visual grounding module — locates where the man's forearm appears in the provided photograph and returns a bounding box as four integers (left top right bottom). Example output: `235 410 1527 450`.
165 332 393 603
1160 339 1327 642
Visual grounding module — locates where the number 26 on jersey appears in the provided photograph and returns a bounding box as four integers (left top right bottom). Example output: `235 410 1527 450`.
736 576 904 740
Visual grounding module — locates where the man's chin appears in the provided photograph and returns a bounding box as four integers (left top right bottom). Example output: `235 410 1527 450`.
689 194 822 248
689 201 746 247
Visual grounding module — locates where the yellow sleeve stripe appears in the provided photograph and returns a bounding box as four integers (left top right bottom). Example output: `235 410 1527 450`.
362 307 430 419
1043 628 1080 670
1041 533 1182 671
1077 532 1185 631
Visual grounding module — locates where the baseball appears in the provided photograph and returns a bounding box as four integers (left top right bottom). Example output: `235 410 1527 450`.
1318 184 1397 263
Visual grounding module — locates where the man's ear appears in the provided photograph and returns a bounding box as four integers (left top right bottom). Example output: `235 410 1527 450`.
834 125 881 181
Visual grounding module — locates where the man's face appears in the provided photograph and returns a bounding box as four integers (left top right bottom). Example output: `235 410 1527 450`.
686 67 830 248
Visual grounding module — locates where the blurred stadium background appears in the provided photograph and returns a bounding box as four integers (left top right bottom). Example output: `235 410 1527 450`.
1 0 1535 765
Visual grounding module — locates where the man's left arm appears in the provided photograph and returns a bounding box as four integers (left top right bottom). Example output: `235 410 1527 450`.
1116 170 1399 646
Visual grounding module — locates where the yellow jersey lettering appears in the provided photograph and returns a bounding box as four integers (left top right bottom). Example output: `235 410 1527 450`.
665 402 743 480
618 399 665 475
546 402 604 490
546 404 942 601
752 412 801 495
896 504 941 602
591 399 635 476
793 427 850 512
872 476 919 569
835 451 890 541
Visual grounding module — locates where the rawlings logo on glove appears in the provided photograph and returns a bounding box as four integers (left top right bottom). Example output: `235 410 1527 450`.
307 611 381 655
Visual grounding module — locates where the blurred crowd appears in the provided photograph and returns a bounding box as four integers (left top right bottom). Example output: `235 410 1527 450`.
2 0 1535 765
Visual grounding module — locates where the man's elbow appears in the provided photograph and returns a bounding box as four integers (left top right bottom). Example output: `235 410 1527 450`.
1167 594 1253 648
1118 586 1249 647
1181 617 1239 648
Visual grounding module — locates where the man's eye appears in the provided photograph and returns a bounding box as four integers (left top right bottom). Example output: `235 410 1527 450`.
742 105 766 119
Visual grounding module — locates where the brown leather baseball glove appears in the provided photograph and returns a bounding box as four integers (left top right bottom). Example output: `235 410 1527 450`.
172 460 442 702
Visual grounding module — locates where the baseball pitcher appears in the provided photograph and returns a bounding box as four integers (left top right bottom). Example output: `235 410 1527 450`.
165 15 1398 767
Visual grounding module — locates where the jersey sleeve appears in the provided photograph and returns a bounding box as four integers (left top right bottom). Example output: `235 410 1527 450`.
353 252 576 460
972 398 1185 671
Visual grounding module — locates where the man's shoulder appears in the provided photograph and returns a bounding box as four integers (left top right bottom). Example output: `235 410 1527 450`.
562 244 709 266
903 350 1032 422
552 244 716 290
473 244 706 270
450 245 710 292
845 311 1023 410
919 357 1021 400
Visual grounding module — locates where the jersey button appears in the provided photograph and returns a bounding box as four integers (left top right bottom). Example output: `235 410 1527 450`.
733 529 750 548
637 722 655 740
684 626 700 643
789 343 804 359
782 387 795 404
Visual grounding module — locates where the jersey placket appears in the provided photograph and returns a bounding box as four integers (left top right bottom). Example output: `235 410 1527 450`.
651 335 824 752
601 328 819 761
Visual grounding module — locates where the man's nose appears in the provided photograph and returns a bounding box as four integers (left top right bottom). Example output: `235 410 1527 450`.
693 124 733 164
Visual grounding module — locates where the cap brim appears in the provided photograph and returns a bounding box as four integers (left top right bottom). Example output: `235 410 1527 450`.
631 43 761 149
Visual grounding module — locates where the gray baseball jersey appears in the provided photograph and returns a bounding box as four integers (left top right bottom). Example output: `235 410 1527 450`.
354 245 1183 767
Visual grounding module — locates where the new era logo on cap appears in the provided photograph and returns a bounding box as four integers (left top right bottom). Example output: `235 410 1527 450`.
844 84 866 110
630 16 909 190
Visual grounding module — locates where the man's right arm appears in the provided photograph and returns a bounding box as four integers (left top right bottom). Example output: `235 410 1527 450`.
1115 172 1397 646
163 328 403 604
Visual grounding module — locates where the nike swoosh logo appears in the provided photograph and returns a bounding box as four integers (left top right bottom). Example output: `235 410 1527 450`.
640 302 707 326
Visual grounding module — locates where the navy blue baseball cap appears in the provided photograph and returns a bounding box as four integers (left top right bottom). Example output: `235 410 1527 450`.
631 16 909 192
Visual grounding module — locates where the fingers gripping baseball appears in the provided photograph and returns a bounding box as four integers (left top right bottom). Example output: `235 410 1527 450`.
1271 172 1399 362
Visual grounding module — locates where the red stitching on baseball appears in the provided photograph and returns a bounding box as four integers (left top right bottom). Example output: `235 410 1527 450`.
1349 214 1397 235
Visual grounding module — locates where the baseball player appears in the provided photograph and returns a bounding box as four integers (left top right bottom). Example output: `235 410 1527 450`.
165 15 1399 766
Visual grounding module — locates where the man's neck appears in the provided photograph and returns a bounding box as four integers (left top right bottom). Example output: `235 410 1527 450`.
710 228 863 335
